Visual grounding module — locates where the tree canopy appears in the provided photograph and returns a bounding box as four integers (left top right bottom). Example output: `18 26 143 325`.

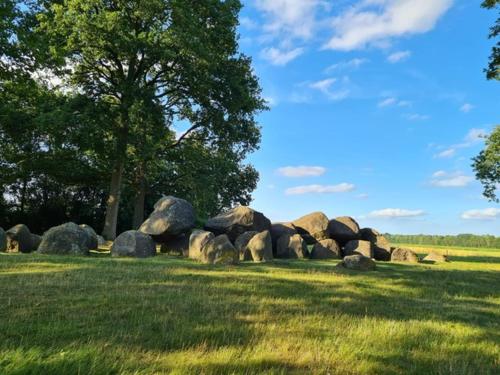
482 0 500 79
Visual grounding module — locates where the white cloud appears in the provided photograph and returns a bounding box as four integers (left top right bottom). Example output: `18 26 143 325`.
405 113 430 121
240 17 258 30
324 58 369 73
434 148 456 159
260 47 304 66
387 50 412 63
367 208 426 218
465 128 488 143
461 208 500 220
277 166 326 178
357 193 369 199
285 183 355 195
309 78 350 101
324 0 453 51
430 172 473 187
460 103 474 113
378 97 397 107
433 128 489 159
255 0 325 40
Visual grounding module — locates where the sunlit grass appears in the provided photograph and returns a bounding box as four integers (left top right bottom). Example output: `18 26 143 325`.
0 245 499 374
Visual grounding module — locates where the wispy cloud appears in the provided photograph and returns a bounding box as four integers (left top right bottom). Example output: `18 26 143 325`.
285 183 355 195
260 47 304 66
461 208 500 220
433 128 489 158
434 148 456 159
324 0 453 51
387 50 412 63
378 97 397 107
366 208 426 218
405 113 430 121
460 103 475 113
324 58 369 73
430 171 474 188
277 166 326 178
309 78 350 101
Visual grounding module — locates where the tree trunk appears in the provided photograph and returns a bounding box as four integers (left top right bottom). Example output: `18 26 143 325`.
102 160 124 240
132 176 146 230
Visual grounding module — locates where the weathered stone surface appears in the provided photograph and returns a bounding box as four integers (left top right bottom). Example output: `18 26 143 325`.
337 255 376 271
188 230 214 260
31 234 42 251
270 222 297 256
204 206 271 242
6 224 35 253
343 240 373 258
111 230 156 258
310 239 341 260
79 224 99 250
38 222 90 255
328 216 360 245
423 252 449 263
276 234 309 259
0 227 6 252
97 235 106 247
292 212 330 244
160 234 190 256
139 196 195 241
247 230 273 262
360 228 391 261
234 231 258 261
391 247 419 263
201 234 239 265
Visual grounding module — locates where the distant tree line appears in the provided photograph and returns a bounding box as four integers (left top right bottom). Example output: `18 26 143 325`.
385 234 500 249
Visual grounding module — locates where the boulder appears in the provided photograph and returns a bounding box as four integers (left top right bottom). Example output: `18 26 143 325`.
292 212 330 244
201 234 239 265
5 224 35 253
160 234 190 256
139 196 195 242
423 252 449 263
328 216 360 246
79 224 99 250
0 227 6 252
97 235 106 247
38 222 90 255
246 230 273 262
188 230 214 260
204 206 271 242
391 247 419 263
360 228 391 261
31 234 42 251
234 231 258 261
310 239 341 260
276 234 309 259
343 240 373 258
270 222 297 250
337 255 376 271
111 230 156 258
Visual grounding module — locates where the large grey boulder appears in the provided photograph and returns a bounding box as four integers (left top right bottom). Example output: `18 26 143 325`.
0 227 6 252
79 224 99 250
139 196 195 242
423 251 449 263
204 206 271 242
38 222 90 255
310 239 341 260
234 231 258 261
160 234 189 256
188 230 214 260
343 240 373 258
201 234 239 265
360 228 391 261
270 222 297 249
292 212 330 244
337 255 376 271
246 230 273 262
276 234 309 259
31 234 42 251
391 247 419 263
328 217 360 246
97 235 106 247
111 230 156 258
5 224 35 253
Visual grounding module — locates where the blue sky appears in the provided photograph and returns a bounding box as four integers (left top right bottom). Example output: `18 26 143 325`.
236 0 499 235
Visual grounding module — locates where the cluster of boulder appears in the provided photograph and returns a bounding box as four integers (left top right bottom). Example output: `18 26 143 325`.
0 195 449 269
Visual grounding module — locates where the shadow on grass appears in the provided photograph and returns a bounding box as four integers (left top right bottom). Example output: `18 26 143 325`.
0 253 499 374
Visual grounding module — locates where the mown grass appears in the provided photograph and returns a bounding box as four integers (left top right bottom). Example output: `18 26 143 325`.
0 246 499 374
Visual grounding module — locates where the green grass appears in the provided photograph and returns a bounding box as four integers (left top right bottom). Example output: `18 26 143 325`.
1 245 499 374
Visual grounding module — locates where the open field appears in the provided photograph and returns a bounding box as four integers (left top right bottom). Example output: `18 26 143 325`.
1 245 499 374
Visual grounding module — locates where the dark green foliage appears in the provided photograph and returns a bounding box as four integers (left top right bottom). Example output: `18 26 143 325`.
386 233 500 249
482 0 500 79
472 125 500 202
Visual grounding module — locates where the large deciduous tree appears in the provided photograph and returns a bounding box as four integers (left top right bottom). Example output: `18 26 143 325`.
472 126 500 202
38 0 265 239
482 0 500 80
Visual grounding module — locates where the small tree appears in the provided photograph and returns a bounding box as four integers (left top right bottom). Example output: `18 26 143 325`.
472 126 500 202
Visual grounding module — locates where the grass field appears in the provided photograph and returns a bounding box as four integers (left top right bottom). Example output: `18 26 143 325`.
1 245 499 374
